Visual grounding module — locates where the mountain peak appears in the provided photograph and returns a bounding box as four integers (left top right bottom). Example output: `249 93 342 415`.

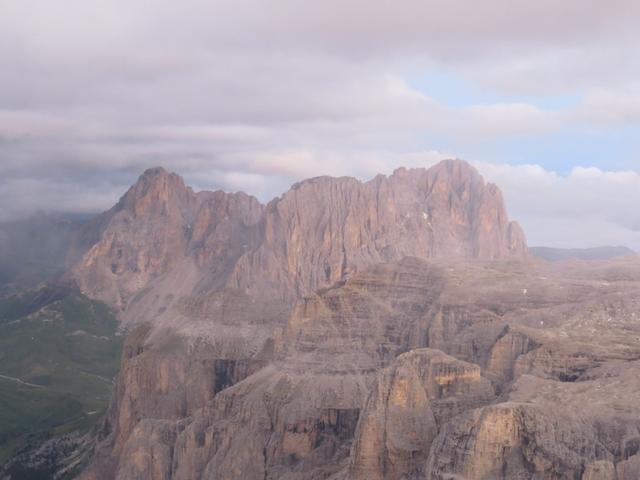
141 165 169 177
435 158 476 170
386 160 485 197
117 166 189 217
135 166 185 190
390 159 478 177
426 158 483 183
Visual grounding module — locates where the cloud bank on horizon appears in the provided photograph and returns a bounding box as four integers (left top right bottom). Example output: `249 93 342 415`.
1 0 640 249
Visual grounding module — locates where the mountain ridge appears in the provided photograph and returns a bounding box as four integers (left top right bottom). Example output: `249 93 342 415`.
23 159 636 480
70 159 528 318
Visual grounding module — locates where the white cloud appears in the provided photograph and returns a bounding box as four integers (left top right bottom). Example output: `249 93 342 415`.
576 86 640 125
474 162 640 250
460 103 559 137
2 139 640 250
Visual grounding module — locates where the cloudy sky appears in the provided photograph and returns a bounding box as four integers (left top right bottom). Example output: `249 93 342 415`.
2 0 640 249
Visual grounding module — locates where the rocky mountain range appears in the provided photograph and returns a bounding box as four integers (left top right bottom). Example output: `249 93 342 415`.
70 160 526 314
5 159 640 480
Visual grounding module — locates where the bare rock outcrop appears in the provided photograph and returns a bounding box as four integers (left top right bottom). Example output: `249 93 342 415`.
280 258 447 372
85 258 447 479
426 369 640 479
348 349 494 480
168 366 364 480
486 327 540 387
71 167 263 309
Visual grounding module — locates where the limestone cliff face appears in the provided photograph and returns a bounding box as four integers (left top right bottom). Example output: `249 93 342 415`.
166 366 364 480
230 160 528 300
72 160 528 314
85 259 448 480
426 370 640 479
486 327 540 387
71 161 640 480
281 258 446 372
348 349 494 480
78 254 640 480
71 167 263 309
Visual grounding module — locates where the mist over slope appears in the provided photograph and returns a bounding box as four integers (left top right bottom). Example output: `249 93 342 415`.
531 245 636 262
0 214 91 295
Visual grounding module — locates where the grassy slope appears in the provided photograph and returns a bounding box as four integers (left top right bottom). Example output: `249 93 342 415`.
0 288 122 466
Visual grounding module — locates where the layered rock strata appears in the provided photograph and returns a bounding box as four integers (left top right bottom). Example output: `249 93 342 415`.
72 161 640 479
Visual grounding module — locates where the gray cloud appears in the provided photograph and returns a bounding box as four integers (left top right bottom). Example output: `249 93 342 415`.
1 1 640 249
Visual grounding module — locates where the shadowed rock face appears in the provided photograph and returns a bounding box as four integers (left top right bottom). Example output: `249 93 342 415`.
68 161 640 480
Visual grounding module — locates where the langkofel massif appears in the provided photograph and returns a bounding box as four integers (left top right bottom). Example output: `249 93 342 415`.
31 160 640 479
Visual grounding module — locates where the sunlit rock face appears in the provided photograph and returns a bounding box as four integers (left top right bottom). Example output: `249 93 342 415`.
72 159 528 315
348 349 495 480
426 369 640 480
70 167 264 310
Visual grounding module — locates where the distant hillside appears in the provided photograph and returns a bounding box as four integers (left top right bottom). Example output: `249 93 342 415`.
0 282 122 477
531 245 637 262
